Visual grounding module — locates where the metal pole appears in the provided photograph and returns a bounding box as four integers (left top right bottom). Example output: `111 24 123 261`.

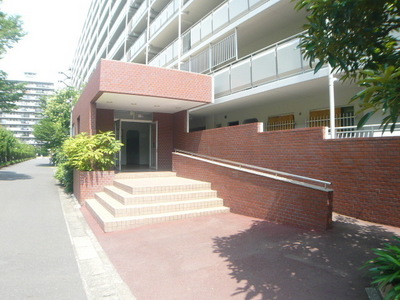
328 64 336 139
178 0 182 70
146 0 150 64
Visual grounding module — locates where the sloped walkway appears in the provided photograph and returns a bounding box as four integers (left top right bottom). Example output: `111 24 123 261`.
82 206 400 300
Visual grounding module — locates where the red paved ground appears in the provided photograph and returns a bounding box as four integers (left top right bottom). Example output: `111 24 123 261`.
82 209 400 300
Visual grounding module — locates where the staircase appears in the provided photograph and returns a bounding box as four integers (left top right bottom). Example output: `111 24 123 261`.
85 172 230 232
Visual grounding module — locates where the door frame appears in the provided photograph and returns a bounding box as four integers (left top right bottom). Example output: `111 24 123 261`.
114 119 158 172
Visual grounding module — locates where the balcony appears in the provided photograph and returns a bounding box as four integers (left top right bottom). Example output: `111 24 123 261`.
182 0 268 55
149 0 270 69
126 29 147 61
149 0 179 39
213 33 310 97
128 0 147 35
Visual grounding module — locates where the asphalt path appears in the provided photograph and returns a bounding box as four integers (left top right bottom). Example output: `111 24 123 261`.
0 158 87 300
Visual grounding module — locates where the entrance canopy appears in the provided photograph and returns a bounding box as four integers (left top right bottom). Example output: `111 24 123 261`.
72 59 213 134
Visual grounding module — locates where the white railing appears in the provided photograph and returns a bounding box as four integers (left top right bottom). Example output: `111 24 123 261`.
109 2 127 41
149 0 179 38
149 39 179 67
267 120 296 131
108 27 128 60
306 113 355 128
126 29 147 61
182 0 269 54
181 33 237 73
327 123 400 139
213 32 310 97
128 0 147 34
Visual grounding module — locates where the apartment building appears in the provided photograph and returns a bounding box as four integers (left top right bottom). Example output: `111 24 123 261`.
70 0 400 229
72 0 399 137
0 72 54 145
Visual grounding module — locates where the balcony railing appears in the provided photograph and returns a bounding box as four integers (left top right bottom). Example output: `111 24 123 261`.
149 0 180 38
327 123 400 139
149 0 268 69
126 29 147 61
182 0 268 54
306 113 355 128
213 33 310 97
128 0 147 34
181 33 237 73
149 39 179 67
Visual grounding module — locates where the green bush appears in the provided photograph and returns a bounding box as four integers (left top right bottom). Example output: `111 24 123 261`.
55 131 123 193
363 236 400 300
54 151 74 193
62 131 123 171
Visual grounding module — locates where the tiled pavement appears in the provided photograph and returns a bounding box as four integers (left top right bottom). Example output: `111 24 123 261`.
79 201 400 300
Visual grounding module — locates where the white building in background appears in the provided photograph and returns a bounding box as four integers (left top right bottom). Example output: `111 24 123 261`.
0 72 55 145
71 0 399 137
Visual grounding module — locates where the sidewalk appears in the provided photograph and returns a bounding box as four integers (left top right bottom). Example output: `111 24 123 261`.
0 158 87 299
0 158 134 300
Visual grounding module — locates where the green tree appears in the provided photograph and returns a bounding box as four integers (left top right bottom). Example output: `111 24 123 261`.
0 2 26 111
33 87 79 157
294 0 400 131
0 126 35 165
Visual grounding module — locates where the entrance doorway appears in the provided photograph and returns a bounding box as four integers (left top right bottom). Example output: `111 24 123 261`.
115 120 158 171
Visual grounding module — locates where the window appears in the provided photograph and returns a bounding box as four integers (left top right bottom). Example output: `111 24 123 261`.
228 121 239 126
307 107 354 128
267 114 295 131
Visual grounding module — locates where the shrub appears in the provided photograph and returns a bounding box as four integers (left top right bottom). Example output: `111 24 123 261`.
54 151 74 193
62 131 123 171
55 131 122 193
363 236 400 300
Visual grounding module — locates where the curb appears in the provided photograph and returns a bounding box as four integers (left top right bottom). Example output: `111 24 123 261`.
58 186 136 300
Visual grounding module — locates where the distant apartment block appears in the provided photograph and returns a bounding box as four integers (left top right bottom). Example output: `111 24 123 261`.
0 72 55 145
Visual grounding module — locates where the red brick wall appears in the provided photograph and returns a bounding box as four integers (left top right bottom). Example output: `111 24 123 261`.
72 61 102 135
99 60 213 103
154 113 174 170
96 109 114 133
73 170 115 204
173 153 333 230
172 111 400 228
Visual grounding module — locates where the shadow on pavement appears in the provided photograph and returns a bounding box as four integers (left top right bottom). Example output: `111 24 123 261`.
212 214 399 300
35 163 53 167
0 171 32 181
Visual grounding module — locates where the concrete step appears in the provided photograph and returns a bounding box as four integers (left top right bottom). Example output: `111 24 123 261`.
95 192 225 218
113 177 211 195
114 171 176 180
103 185 218 205
86 198 230 233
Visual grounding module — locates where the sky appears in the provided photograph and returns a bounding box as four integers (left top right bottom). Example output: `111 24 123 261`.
0 0 91 87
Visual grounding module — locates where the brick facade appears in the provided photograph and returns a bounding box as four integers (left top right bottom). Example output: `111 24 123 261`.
154 113 174 170
172 111 400 228
173 153 333 230
71 60 399 229
96 109 114 133
73 170 115 204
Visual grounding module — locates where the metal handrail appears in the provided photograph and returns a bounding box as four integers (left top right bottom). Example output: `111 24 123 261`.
174 149 333 192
